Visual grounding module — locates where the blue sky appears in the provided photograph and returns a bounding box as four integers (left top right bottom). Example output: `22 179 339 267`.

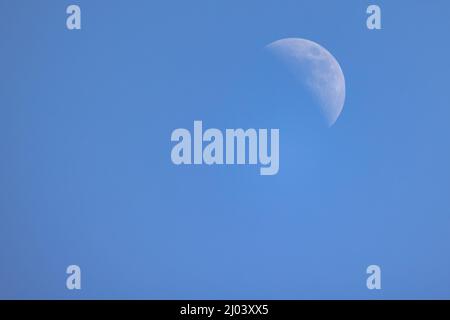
1 0 450 299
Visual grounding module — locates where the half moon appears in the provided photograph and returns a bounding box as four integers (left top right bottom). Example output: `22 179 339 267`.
266 38 346 127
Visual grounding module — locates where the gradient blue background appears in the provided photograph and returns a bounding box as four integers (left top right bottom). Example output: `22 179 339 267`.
1 0 450 299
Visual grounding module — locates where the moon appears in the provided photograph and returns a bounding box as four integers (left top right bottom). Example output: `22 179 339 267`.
266 38 346 127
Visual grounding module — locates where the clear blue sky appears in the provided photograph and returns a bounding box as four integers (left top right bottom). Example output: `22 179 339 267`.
1 0 449 299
